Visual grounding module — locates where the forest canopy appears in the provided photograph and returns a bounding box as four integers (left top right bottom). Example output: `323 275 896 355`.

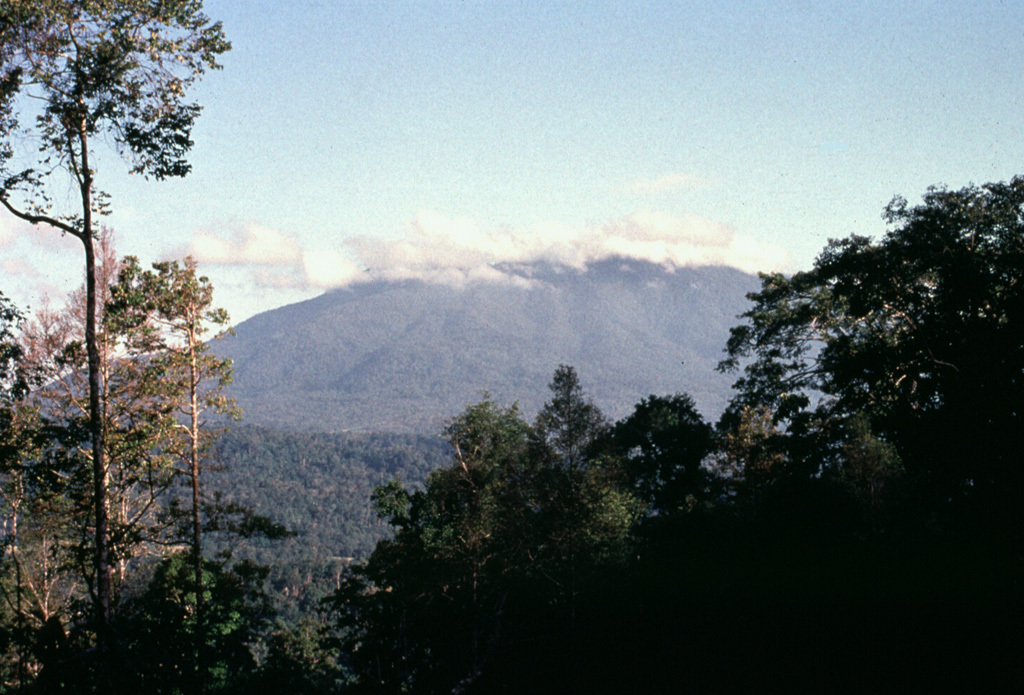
325 179 1024 693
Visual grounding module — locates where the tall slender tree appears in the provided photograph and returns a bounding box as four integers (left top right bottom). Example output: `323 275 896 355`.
16 232 182 602
0 1 229 633
107 255 237 694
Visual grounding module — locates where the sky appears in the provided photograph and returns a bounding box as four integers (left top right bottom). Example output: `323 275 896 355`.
3 0 1024 323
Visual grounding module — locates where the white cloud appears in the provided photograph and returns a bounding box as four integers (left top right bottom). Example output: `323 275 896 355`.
0 214 79 253
190 223 303 265
181 210 790 298
593 211 788 274
343 209 789 286
303 249 363 288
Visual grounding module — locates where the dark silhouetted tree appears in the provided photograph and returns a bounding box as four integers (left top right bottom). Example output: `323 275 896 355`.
611 393 713 514
720 178 1024 529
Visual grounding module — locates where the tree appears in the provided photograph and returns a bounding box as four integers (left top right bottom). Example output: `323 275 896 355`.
120 553 271 695
533 365 608 472
0 291 36 686
530 365 639 569
827 412 903 533
11 233 180 607
1 241 151 684
106 256 238 693
332 381 641 693
0 293 27 407
334 399 534 693
720 177 1024 529
252 617 346 695
0 243 217 685
19 231 180 596
0 1 229 632
0 400 83 689
706 183 1024 687
611 393 713 514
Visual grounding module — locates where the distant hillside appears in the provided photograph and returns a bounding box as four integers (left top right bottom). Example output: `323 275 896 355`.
217 258 760 433
205 425 449 608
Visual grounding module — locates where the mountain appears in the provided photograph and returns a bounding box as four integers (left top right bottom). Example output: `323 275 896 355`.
216 257 760 433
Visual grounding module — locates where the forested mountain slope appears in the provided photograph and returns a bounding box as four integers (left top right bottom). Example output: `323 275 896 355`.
205 425 449 610
217 258 759 432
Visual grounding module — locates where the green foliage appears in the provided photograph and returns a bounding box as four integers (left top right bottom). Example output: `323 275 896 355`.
0 0 229 208
4 243 213 614
533 364 608 471
106 255 240 540
1 0 230 642
332 373 643 693
325 180 1024 691
368 479 409 526
204 425 448 620
0 295 101 686
0 253 287 689
832 413 903 503
119 553 269 695
332 400 536 692
0 292 27 406
2 173 1023 690
106 256 276 693
106 256 236 415
251 618 348 694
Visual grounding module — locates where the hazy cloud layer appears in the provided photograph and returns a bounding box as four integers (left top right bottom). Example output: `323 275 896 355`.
0 215 48 249
7 219 80 254
1 217 78 312
1 256 39 278
188 210 790 292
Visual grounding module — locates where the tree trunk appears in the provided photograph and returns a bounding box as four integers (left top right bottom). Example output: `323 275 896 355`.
80 178 113 634
190 333 206 695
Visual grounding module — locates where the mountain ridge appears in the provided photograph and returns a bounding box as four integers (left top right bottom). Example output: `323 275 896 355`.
217 257 759 433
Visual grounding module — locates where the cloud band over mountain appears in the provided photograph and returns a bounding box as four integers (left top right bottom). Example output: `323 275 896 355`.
188 210 790 291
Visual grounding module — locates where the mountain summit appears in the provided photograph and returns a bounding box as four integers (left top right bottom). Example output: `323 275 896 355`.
217 257 759 433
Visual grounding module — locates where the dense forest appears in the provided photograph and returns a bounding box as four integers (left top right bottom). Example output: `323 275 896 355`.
204 426 448 620
1 178 1022 692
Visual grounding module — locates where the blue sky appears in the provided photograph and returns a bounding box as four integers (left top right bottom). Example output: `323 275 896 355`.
3 0 1024 322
